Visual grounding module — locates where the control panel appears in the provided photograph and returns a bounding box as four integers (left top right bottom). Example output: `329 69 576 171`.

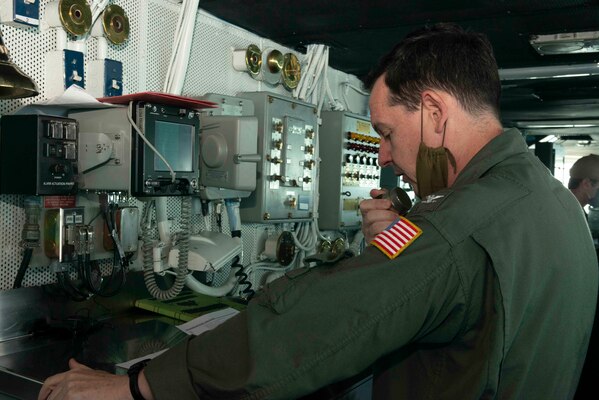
70 103 201 196
318 111 381 230
132 103 201 196
0 115 78 195
238 92 318 222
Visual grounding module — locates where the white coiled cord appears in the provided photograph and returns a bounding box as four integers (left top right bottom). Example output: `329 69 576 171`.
142 197 190 300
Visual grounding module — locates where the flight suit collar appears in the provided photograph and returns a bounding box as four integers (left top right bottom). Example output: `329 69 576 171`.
453 128 528 188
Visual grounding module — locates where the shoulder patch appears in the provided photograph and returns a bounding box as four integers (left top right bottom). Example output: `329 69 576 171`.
370 217 422 259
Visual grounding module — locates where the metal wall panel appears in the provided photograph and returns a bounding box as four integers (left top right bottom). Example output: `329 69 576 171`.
0 1 368 290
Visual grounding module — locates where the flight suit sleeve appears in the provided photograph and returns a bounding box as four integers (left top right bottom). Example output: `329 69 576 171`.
144 219 474 400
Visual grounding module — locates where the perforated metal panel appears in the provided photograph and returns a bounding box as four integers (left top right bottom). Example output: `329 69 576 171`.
0 0 146 289
145 0 179 91
0 0 368 291
0 20 51 116
183 10 301 98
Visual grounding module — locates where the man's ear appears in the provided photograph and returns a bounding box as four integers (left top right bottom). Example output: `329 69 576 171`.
421 90 447 134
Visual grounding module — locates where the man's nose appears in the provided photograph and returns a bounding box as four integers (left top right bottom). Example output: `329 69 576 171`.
378 140 392 167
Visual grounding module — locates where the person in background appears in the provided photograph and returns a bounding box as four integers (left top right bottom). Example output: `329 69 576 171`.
569 154 599 399
569 154 599 212
39 23 598 400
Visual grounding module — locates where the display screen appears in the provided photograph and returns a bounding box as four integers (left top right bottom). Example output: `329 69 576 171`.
154 121 194 172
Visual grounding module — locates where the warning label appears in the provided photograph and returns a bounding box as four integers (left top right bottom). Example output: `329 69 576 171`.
44 196 76 208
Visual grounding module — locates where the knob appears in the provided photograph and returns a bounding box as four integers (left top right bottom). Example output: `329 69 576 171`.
274 121 283 133
305 145 314 154
271 174 286 182
302 176 312 183
267 155 283 164
273 139 283 150
306 129 315 139
305 160 315 169
49 164 66 174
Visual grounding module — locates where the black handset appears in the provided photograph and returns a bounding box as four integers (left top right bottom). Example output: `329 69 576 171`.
376 187 412 216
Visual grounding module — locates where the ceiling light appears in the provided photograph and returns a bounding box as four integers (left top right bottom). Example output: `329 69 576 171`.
514 121 599 129
577 140 593 147
539 135 559 143
499 63 599 81
529 31 599 55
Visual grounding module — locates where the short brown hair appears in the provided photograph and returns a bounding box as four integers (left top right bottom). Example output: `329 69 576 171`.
363 23 501 117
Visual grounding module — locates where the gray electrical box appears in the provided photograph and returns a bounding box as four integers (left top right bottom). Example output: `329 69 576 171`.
199 115 259 199
69 107 132 193
237 92 318 222
197 93 255 116
70 104 201 196
318 111 382 230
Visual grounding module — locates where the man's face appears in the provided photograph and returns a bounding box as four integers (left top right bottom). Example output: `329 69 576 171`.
369 77 421 194
586 178 599 207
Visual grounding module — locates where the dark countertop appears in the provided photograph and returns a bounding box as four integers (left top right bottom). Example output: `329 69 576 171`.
0 274 190 400
0 315 187 400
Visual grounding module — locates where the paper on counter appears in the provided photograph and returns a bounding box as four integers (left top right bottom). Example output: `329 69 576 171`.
176 307 239 336
116 349 169 370
116 307 239 370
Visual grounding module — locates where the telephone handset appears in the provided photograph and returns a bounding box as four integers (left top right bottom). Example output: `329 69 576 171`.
376 187 412 216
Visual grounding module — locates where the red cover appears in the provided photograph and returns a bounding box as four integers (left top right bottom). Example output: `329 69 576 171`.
97 91 218 110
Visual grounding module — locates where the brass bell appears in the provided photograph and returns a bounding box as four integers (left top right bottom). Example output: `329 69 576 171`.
0 29 39 99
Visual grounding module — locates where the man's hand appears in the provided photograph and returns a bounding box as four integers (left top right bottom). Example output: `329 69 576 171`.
38 358 130 400
360 188 400 243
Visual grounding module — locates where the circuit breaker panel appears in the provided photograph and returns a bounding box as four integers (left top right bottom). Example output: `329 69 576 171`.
238 92 317 222
318 111 381 230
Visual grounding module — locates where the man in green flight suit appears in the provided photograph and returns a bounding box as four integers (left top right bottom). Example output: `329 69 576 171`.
39 23 597 400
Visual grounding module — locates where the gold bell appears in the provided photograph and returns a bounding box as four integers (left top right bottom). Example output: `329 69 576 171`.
0 29 39 99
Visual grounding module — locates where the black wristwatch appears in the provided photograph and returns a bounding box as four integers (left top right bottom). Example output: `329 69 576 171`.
127 359 151 400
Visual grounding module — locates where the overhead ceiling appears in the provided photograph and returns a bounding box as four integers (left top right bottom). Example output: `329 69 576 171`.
200 0 599 156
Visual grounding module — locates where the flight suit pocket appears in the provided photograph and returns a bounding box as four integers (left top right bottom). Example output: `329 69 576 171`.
258 267 313 315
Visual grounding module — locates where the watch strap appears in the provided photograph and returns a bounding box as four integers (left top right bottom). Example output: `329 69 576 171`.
127 359 151 400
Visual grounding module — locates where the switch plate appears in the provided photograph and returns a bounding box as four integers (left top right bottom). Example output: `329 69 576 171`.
0 0 40 27
45 49 85 97
64 49 85 89
88 58 123 97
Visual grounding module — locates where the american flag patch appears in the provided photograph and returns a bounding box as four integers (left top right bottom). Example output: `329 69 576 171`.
371 217 422 259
